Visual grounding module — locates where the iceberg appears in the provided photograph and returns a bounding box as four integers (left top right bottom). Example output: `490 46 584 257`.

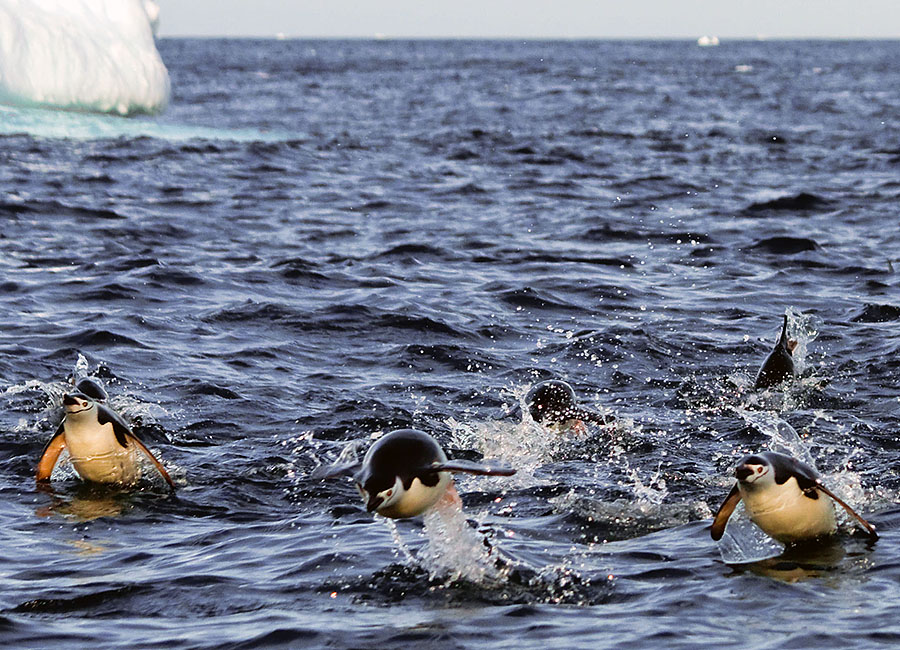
0 0 169 115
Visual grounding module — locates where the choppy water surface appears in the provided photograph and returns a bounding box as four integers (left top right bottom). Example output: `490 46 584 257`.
1 39 899 648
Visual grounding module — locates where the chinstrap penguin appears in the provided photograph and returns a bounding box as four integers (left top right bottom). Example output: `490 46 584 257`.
711 450 876 544
754 315 798 389
524 380 614 432
314 428 514 519
36 385 175 489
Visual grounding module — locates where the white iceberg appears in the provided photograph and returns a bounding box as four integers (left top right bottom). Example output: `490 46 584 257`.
0 0 169 115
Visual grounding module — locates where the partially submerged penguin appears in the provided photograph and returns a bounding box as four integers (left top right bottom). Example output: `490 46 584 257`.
754 315 798 389
525 380 614 432
711 451 877 544
36 383 175 490
314 428 514 519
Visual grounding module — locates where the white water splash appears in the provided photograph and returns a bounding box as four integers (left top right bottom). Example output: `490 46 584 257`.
784 307 821 376
73 353 91 379
417 502 506 584
737 409 815 466
717 501 785 563
446 382 630 491
446 416 561 490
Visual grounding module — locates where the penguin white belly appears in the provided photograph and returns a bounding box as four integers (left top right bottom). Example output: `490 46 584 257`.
742 478 836 543
379 472 452 519
64 420 139 485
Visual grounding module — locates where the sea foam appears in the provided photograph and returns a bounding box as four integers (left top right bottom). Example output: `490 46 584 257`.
0 0 169 115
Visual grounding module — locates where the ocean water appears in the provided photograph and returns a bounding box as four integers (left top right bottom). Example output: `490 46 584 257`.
1 39 899 648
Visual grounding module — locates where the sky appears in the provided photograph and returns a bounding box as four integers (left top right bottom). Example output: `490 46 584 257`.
155 0 900 39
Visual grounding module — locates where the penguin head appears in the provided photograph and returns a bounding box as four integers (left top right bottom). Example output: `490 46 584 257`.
356 474 405 513
352 429 448 517
525 380 579 425
73 377 108 402
734 454 775 488
62 392 97 419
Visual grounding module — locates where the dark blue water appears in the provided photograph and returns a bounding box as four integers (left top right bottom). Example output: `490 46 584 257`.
1 39 899 648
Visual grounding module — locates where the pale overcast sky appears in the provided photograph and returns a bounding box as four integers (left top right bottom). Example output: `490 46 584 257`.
155 1 900 39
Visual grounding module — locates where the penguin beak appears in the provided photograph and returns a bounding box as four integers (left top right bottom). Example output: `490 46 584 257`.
735 464 754 481
366 494 384 513
63 393 92 413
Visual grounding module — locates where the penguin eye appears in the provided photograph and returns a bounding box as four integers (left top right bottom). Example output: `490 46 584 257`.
385 489 393 497
756 466 763 473
82 401 89 408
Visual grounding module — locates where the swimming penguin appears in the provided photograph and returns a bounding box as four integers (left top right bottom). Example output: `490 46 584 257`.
525 380 614 431
754 315 798 389
710 451 877 544
314 428 515 519
36 387 175 489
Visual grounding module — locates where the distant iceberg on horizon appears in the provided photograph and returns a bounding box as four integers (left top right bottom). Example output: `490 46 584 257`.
0 0 169 116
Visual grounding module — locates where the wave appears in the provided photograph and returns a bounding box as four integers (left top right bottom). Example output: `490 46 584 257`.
747 236 820 254
852 303 900 323
745 192 834 213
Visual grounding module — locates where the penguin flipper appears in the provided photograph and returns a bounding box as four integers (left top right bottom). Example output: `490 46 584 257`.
711 484 742 541
814 480 878 540
311 460 361 479
36 425 66 483
126 433 176 490
96 404 132 448
428 460 516 477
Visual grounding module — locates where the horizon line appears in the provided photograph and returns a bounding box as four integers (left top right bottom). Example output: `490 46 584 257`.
156 34 900 41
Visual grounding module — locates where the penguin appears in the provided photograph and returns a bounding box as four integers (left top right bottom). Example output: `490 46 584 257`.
525 380 614 431
314 428 514 519
36 388 175 489
710 450 877 544
754 315 798 389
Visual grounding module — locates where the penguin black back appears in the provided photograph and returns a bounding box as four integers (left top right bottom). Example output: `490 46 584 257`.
526 380 578 424
525 379 613 427
356 429 445 495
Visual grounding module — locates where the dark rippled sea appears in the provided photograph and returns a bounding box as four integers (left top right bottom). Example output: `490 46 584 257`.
1 39 899 648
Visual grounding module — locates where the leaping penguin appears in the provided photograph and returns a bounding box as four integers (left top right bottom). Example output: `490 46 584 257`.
754 315 798 389
525 380 614 432
710 450 877 544
314 428 514 519
36 384 175 490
